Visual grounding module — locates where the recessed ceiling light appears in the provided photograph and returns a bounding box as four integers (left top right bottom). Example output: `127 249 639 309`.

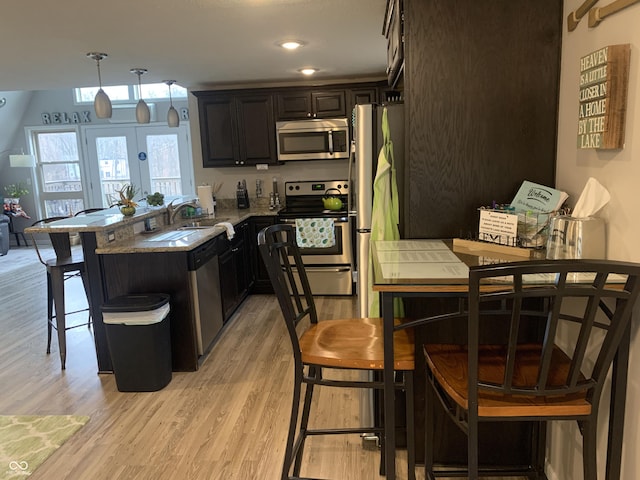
280 41 304 50
299 68 318 76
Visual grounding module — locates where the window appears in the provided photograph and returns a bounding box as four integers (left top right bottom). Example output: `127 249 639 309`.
30 128 86 217
76 85 130 103
74 83 187 104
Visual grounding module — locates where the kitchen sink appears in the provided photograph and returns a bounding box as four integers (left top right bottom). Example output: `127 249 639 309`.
145 230 201 242
180 217 230 228
177 225 214 231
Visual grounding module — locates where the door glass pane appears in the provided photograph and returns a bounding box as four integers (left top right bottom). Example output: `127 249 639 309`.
96 136 130 205
146 134 182 196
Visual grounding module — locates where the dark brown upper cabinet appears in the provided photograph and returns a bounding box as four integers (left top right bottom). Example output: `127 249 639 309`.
235 95 277 166
348 87 378 107
276 89 346 120
384 0 404 88
195 91 277 167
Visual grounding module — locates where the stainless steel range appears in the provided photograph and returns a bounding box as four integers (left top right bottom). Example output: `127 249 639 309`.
277 180 353 295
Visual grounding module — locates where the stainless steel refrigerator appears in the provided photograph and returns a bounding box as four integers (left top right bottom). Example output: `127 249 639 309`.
349 102 405 318
348 102 405 440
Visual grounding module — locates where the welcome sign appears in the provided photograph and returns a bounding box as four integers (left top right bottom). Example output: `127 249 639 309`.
577 44 630 149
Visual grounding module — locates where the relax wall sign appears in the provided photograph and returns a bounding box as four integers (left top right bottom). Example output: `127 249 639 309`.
577 43 630 149
41 111 91 124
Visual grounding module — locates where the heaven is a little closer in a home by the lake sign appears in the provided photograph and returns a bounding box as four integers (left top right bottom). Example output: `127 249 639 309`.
577 43 630 150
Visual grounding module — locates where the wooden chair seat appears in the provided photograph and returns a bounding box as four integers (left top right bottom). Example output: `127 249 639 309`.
301 317 415 370
424 343 591 417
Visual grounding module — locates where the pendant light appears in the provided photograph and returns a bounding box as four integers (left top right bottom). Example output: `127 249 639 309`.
164 80 180 128
130 68 150 124
87 52 112 119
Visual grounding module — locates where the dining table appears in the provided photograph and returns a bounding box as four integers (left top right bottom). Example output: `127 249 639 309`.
371 238 630 480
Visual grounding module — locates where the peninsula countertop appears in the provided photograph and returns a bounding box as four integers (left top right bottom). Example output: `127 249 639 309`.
25 204 278 253
96 206 276 254
24 202 279 373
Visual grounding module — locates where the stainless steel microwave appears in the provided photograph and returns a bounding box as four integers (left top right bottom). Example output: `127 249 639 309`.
276 118 350 162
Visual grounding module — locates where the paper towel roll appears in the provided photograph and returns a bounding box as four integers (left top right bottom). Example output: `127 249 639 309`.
197 185 214 216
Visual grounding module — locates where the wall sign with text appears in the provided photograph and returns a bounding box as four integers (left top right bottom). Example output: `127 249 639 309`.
41 111 91 124
577 43 630 149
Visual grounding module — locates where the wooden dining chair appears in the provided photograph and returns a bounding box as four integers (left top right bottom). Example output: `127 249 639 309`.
423 259 640 480
30 217 92 369
258 224 416 480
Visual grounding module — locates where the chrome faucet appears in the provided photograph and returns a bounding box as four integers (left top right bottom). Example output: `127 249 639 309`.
166 200 197 225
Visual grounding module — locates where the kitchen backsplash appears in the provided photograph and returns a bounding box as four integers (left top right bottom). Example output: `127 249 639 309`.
193 159 350 202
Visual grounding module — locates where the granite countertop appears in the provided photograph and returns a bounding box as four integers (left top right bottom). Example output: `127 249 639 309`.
96 206 276 254
24 202 278 254
24 206 157 233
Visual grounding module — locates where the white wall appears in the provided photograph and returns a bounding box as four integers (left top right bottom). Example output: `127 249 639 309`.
553 1 640 478
0 91 34 196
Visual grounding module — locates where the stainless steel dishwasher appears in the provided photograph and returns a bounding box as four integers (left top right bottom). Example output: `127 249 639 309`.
188 237 224 356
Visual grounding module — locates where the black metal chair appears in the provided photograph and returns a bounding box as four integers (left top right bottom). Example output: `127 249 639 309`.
6 211 29 246
30 217 92 369
423 259 640 480
258 224 416 480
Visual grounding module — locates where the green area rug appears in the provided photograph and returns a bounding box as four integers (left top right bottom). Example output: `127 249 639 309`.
0 415 89 479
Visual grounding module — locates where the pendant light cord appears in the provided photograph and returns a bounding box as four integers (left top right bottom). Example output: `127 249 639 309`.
96 59 103 88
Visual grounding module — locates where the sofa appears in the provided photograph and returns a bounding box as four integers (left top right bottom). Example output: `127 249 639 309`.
0 214 9 255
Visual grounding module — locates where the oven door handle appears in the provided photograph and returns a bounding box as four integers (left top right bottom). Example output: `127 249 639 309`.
278 217 349 224
289 266 351 273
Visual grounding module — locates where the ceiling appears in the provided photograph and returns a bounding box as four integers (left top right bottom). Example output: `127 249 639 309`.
0 0 389 93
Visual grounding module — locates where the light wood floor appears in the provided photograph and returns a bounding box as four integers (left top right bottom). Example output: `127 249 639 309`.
0 246 524 479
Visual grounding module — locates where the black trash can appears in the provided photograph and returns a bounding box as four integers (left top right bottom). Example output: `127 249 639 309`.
102 293 172 392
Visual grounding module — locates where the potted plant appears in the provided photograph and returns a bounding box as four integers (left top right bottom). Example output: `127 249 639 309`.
116 183 139 216
146 191 165 207
3 182 29 204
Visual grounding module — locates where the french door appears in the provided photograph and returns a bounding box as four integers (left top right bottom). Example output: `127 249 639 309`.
84 124 193 207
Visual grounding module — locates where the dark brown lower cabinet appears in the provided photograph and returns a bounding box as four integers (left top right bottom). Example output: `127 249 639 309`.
219 220 251 322
249 216 276 294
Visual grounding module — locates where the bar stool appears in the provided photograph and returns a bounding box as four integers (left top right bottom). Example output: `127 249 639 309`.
423 259 640 480
258 224 416 480
30 218 92 369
